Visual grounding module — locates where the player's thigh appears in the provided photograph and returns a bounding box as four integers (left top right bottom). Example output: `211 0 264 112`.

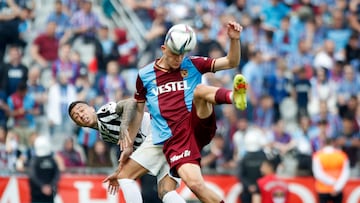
118 158 148 180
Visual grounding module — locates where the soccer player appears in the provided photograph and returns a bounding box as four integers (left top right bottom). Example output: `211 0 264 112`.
252 157 289 203
68 99 185 203
114 21 247 203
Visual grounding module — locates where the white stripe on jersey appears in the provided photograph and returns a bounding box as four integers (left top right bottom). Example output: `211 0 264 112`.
96 102 147 149
99 113 119 123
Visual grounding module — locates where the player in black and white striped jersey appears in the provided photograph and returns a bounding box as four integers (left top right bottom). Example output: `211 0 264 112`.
68 99 184 203
96 101 145 149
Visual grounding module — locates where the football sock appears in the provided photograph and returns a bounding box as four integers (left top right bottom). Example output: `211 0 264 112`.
162 190 186 203
214 88 232 104
119 179 142 203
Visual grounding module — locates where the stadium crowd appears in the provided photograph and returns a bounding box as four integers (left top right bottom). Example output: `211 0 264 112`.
0 0 359 201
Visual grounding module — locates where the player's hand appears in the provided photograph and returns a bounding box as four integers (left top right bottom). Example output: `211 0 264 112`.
41 184 52 196
118 147 133 169
227 21 243 40
117 126 132 150
103 172 120 195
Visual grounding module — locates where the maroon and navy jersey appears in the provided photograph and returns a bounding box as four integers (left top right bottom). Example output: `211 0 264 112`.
135 56 215 144
257 175 289 203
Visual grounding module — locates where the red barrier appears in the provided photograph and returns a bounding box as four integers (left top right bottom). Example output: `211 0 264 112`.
1 175 360 203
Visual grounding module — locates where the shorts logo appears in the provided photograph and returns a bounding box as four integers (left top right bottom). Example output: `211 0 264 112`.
180 70 188 78
170 150 191 163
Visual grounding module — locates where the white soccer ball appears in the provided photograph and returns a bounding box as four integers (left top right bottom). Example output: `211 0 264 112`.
165 24 197 55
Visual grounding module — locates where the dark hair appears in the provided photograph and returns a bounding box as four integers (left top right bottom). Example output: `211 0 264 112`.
17 81 28 92
263 155 282 172
68 101 88 116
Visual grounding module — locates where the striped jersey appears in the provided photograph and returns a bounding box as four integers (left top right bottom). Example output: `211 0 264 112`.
135 56 215 144
96 102 151 149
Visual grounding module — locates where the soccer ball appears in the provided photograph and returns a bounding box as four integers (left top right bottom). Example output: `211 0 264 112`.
165 24 197 55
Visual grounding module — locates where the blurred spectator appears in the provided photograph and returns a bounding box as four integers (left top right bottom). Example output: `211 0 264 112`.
196 25 224 57
69 0 101 45
55 136 85 171
308 67 337 115
27 66 47 133
257 30 278 77
94 25 118 74
123 0 154 29
334 115 360 177
201 128 225 171
143 5 172 60
74 73 97 105
0 45 28 97
336 64 360 109
252 156 290 203
220 105 239 169
77 127 98 158
329 60 344 85
254 95 275 131
300 18 327 54
30 21 60 69
311 119 330 152
97 60 127 103
291 67 311 117
47 72 77 135
241 17 266 48
225 0 250 24
311 100 342 138
326 9 351 53
269 119 295 156
339 95 358 119
274 16 298 56
5 130 23 171
349 0 360 33
242 50 264 121
0 7 31 61
87 139 113 168
7 82 36 148
313 40 336 70
237 127 267 203
61 0 82 15
28 135 60 203
0 89 9 127
46 0 71 40
51 43 81 85
114 28 138 69
344 33 360 72
232 117 249 161
260 0 290 30
312 137 350 203
0 126 7 168
292 115 314 176
286 38 313 78
264 59 291 120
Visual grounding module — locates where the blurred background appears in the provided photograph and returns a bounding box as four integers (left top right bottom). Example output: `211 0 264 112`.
0 0 359 202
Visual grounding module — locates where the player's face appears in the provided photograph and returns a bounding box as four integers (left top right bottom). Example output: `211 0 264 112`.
163 45 185 70
70 103 97 127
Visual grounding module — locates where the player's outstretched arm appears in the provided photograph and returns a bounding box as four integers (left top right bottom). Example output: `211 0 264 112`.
213 21 243 72
115 98 138 150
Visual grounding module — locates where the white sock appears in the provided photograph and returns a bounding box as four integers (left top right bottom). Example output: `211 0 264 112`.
119 179 142 203
162 190 186 203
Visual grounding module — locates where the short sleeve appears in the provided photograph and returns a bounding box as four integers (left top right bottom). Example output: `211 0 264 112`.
189 56 215 74
134 75 146 102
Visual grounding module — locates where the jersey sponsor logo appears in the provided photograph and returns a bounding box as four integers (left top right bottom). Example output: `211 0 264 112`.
170 150 191 163
152 80 190 96
180 69 188 78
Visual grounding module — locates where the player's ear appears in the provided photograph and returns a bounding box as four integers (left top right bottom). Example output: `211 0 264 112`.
161 45 166 53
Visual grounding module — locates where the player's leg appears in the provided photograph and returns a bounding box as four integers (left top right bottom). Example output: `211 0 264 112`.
193 74 247 114
177 163 223 203
117 159 148 203
157 175 185 203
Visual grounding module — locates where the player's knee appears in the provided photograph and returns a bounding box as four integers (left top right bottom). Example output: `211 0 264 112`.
183 178 206 194
193 84 206 99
